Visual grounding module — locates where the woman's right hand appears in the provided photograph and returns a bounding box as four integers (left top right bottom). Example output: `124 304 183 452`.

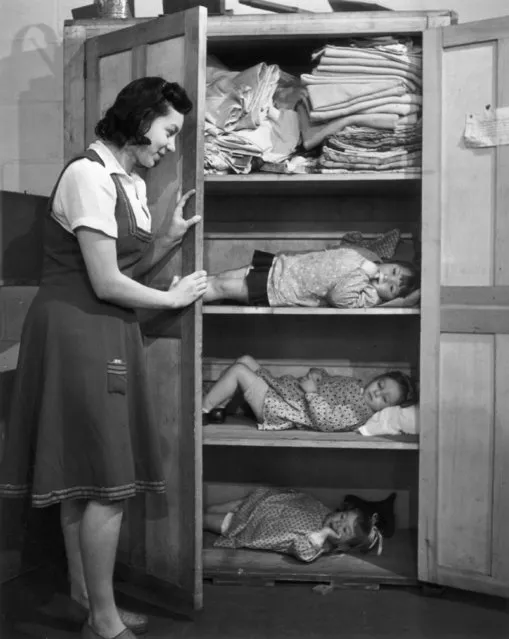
167 270 208 308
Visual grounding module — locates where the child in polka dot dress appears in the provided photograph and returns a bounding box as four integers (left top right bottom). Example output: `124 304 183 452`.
204 486 383 563
203 355 418 432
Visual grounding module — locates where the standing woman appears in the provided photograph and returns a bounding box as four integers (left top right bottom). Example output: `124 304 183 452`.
0 77 206 639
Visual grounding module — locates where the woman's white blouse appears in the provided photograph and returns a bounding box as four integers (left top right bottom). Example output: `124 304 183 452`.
52 140 152 238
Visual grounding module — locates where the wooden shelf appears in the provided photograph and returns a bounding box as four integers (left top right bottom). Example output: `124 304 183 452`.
203 305 420 316
207 11 453 39
204 231 415 240
205 173 421 196
203 417 419 450
203 529 417 586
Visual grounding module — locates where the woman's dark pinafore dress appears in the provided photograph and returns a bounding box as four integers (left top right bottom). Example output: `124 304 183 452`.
0 150 166 507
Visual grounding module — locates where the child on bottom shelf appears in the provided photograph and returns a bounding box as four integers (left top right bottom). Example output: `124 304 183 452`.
202 355 418 432
204 486 383 563
203 243 420 309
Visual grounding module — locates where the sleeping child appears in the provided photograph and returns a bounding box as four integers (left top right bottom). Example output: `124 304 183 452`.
203 244 420 309
202 354 418 432
204 486 383 563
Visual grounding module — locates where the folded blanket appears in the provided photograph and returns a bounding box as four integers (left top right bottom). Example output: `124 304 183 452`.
313 65 422 88
312 45 422 70
326 123 422 151
306 81 407 112
319 55 420 75
321 146 422 165
306 93 422 122
319 155 421 170
297 101 400 150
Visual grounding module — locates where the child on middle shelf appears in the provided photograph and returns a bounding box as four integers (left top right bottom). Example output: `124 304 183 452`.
203 240 420 309
204 485 383 563
202 355 418 432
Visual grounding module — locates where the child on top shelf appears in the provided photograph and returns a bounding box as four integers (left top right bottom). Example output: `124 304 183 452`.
204 486 383 563
202 355 418 432
203 230 420 309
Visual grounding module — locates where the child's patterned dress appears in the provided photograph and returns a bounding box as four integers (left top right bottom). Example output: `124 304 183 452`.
214 487 332 562
256 367 374 432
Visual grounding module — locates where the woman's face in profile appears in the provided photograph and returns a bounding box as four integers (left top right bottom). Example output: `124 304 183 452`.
132 105 184 169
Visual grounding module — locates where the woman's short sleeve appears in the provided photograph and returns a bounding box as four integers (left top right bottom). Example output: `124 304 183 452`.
52 159 118 238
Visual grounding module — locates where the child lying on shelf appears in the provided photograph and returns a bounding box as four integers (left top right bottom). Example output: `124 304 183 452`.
203 231 420 309
202 355 418 432
204 486 383 563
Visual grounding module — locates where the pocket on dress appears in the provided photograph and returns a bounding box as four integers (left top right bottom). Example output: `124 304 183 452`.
107 359 127 394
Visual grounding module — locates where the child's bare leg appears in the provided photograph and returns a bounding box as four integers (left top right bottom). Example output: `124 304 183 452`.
204 498 244 534
235 354 261 372
206 499 244 514
203 266 250 303
203 513 227 534
203 362 267 421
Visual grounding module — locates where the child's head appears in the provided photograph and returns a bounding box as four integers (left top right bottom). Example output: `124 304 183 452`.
323 508 383 555
363 370 419 413
373 260 420 302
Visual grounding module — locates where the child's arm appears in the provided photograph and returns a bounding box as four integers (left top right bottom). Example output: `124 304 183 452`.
326 270 380 309
303 392 362 432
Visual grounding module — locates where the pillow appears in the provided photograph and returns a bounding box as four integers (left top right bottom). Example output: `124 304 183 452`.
358 404 419 436
378 288 421 308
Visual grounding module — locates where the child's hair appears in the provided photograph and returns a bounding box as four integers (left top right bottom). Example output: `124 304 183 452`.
383 259 420 298
324 508 383 556
371 370 419 408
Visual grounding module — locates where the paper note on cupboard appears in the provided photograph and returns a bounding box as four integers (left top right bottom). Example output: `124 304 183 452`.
464 106 509 147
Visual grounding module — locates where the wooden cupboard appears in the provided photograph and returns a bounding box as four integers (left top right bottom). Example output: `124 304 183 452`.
61 8 509 612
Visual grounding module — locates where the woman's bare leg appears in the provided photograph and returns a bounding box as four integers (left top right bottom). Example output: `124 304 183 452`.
80 500 125 638
61 500 88 606
203 266 250 303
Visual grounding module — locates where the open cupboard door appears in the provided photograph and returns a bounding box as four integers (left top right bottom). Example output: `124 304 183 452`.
420 17 509 598
84 9 207 611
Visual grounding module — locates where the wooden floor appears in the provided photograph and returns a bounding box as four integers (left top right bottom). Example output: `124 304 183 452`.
203 530 417 586
1 564 507 639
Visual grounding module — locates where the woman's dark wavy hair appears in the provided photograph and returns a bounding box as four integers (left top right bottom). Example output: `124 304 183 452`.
95 77 192 147
371 370 420 408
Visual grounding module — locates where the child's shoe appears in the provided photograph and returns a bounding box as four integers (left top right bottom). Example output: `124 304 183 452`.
208 408 227 424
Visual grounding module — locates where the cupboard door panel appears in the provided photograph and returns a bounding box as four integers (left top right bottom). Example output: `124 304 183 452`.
420 19 509 597
83 8 207 611
437 335 494 575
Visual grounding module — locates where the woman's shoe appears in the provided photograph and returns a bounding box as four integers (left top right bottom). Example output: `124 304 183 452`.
81 623 137 639
69 599 148 635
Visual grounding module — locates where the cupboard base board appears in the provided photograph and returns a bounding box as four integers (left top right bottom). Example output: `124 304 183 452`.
203 530 417 587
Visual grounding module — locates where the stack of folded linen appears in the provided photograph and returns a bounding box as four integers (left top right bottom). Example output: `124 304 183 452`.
205 57 301 174
297 37 423 173
319 121 422 173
